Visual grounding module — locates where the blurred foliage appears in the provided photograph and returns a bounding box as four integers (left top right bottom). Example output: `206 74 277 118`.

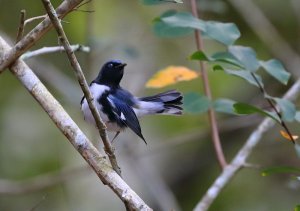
0 0 300 210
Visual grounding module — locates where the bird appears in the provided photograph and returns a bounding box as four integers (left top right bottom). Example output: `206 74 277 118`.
80 59 183 144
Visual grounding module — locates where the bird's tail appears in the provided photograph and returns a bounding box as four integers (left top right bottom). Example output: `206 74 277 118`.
137 90 183 116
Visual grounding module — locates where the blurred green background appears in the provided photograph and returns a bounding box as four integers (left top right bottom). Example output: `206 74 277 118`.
0 0 299 210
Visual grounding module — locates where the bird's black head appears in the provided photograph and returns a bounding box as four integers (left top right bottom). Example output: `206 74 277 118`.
93 60 127 87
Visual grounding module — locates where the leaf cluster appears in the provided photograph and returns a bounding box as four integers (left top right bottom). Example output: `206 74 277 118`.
143 4 299 142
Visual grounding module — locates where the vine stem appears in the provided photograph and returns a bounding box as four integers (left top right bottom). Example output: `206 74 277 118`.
190 0 227 169
251 73 295 143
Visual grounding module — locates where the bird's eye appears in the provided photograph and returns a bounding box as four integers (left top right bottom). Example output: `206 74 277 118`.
108 63 113 68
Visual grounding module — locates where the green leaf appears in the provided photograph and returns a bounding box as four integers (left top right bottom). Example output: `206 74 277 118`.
210 52 243 67
183 92 211 114
261 166 300 176
260 59 290 85
190 51 210 61
216 66 263 88
228 46 260 72
160 12 206 30
153 11 240 45
213 98 236 114
204 21 240 45
273 98 296 122
233 103 280 122
295 111 300 122
141 0 183 5
153 11 194 37
190 51 243 68
212 64 224 71
294 205 300 211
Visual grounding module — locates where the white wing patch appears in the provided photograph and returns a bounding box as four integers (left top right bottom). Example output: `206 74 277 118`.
120 112 126 120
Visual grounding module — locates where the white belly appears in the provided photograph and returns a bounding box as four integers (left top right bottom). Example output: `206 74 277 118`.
80 83 122 132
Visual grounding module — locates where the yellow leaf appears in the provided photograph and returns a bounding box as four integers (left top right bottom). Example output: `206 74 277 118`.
146 66 199 88
280 130 298 141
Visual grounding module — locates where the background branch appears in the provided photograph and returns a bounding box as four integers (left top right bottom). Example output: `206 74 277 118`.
190 0 227 169
0 36 152 211
41 0 121 176
193 78 300 211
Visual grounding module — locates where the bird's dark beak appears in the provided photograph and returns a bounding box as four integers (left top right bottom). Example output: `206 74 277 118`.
118 63 127 68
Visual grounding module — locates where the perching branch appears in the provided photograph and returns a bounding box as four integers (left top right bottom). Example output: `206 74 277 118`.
193 78 300 211
190 0 227 169
41 0 121 176
0 36 152 211
0 0 85 73
21 45 90 60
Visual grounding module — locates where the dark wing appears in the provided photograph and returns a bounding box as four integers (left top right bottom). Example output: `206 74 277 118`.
113 88 137 106
108 94 146 144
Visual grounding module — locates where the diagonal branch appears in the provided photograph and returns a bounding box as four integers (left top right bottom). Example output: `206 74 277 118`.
41 0 121 176
193 78 300 211
0 36 152 211
190 0 227 169
0 0 85 73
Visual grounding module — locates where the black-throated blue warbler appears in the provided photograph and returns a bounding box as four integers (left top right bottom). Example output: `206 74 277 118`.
81 60 183 144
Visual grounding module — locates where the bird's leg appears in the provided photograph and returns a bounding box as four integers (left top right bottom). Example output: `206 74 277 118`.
111 131 120 144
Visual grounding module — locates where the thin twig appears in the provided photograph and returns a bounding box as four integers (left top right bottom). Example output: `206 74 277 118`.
24 15 47 25
75 0 93 9
251 73 295 143
0 0 85 73
190 0 227 169
16 10 26 43
41 0 121 176
73 9 95 13
21 45 90 60
73 1 95 15
0 36 152 211
193 78 300 211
